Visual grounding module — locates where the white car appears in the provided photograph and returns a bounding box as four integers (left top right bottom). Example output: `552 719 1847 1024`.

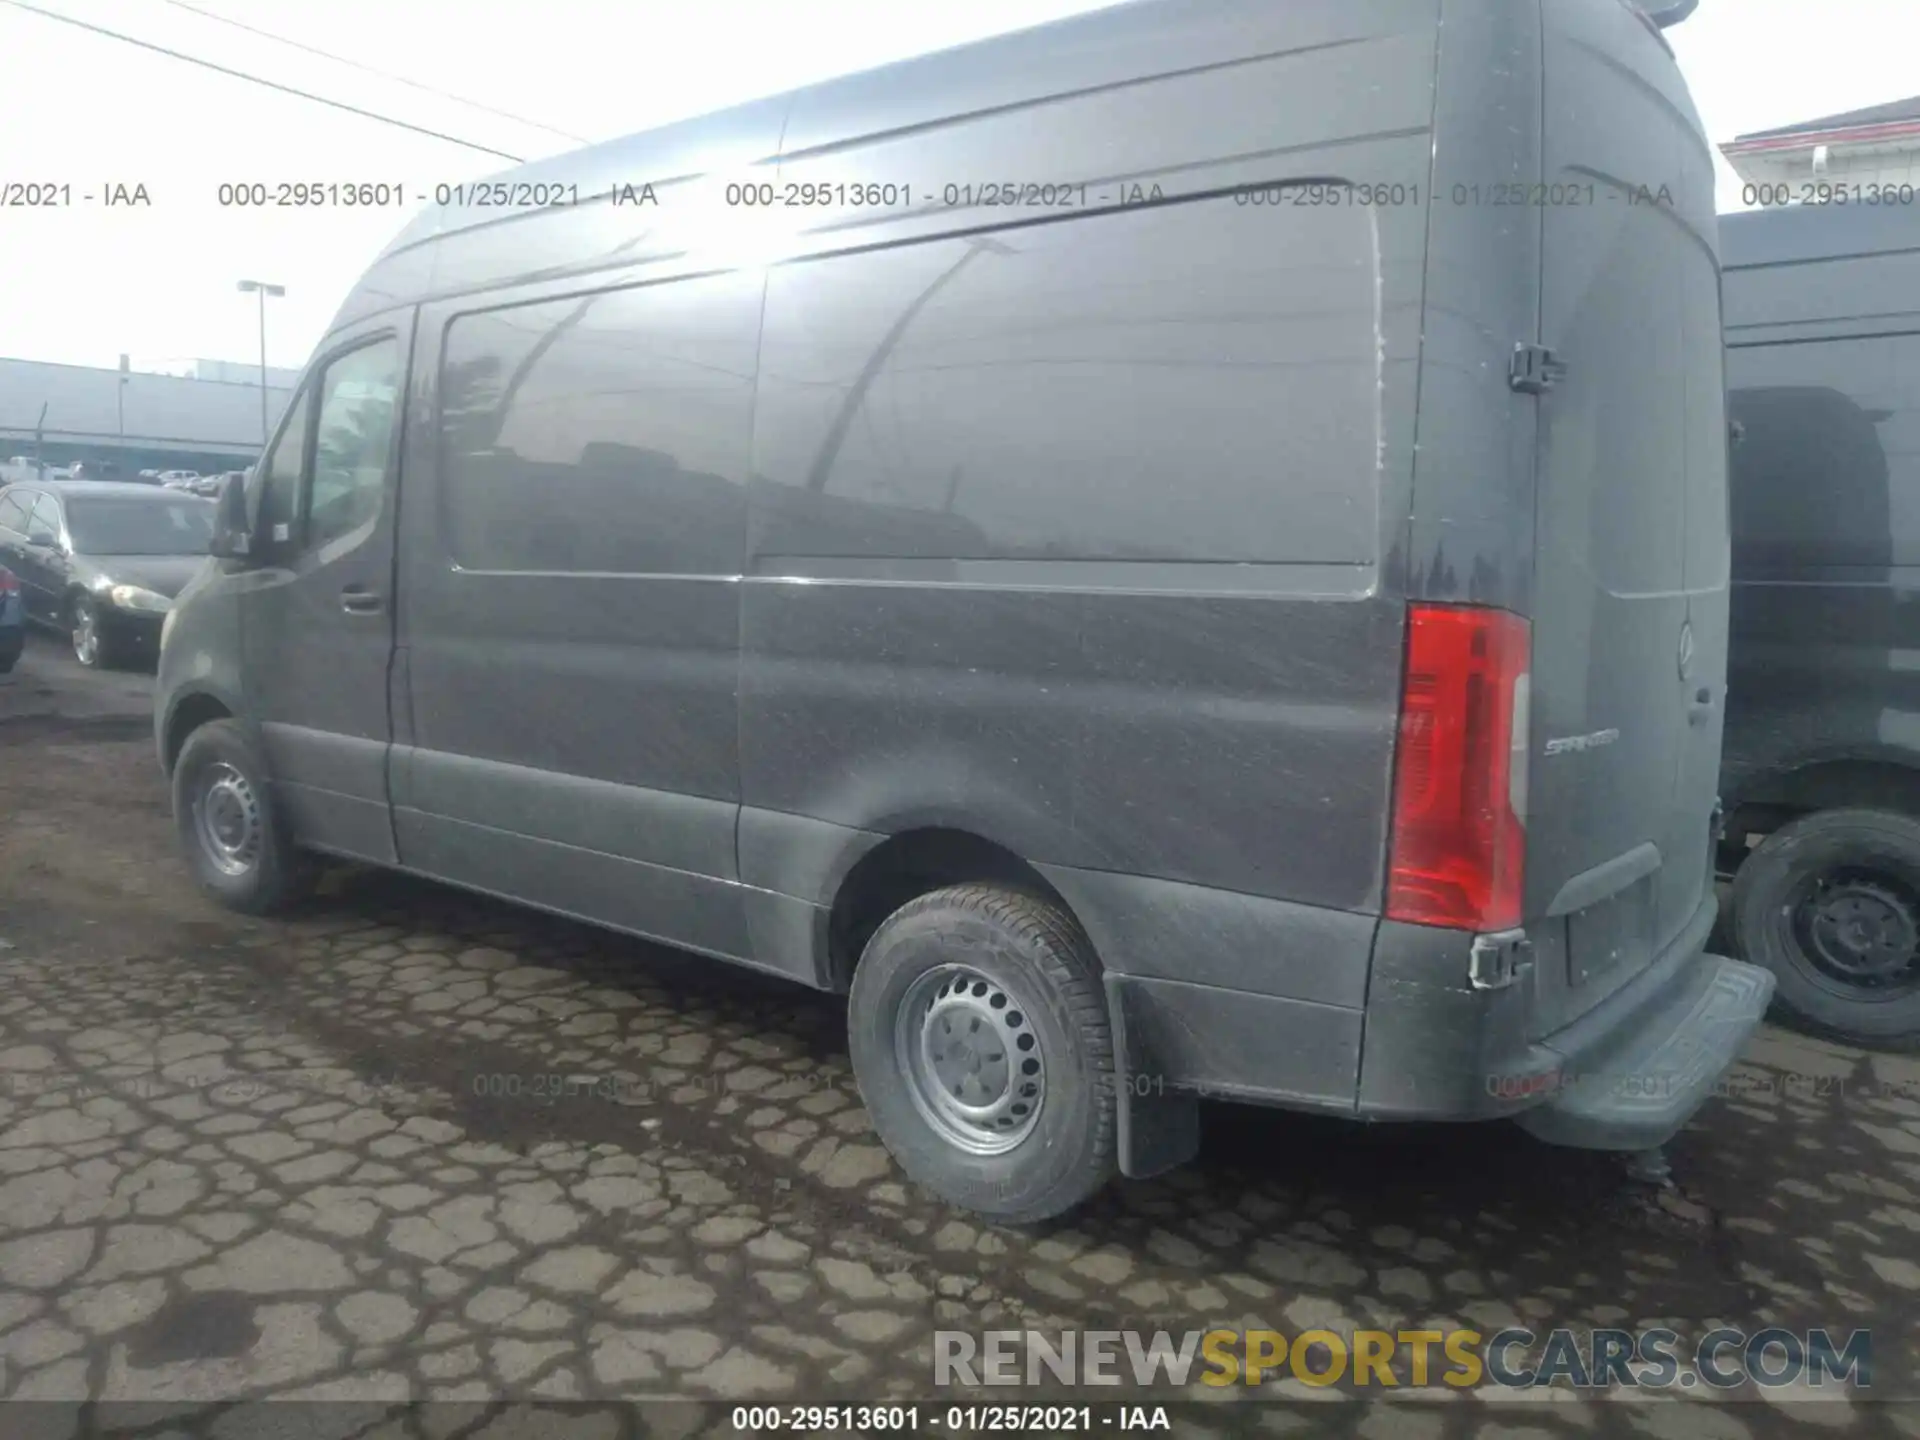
157 470 201 486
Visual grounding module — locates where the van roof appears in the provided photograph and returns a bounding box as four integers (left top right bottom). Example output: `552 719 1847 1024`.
375 0 1175 264
338 0 1407 331
1721 200 1920 271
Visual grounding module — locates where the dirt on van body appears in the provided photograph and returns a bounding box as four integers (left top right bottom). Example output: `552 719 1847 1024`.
0 631 1913 1435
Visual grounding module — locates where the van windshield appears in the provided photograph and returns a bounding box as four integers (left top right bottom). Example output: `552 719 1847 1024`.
65 496 215 555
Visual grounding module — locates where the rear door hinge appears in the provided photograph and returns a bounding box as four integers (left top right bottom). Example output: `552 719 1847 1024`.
1470 928 1535 991
1509 343 1568 396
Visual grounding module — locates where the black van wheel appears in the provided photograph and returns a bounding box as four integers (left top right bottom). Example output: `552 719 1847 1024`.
1732 808 1920 1052
846 884 1117 1223
172 719 307 915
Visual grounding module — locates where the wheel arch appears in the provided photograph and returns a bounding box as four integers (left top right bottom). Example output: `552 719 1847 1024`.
160 685 240 777
1726 750 1920 840
823 827 1083 994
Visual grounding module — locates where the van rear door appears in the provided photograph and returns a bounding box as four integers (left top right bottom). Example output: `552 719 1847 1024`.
1525 0 1727 1033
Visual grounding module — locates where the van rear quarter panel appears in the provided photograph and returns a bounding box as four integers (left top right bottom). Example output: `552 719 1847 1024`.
738 0 1445 1044
1357 0 1547 1111
1365 0 1733 1110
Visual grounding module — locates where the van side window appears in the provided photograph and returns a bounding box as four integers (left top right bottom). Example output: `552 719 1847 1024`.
254 391 310 544
1728 332 1920 571
307 339 401 549
752 194 1381 565
437 272 758 575
0 492 27 533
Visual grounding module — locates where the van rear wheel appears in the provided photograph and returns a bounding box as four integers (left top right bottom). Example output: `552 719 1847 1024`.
172 719 308 915
846 883 1117 1223
1732 808 1920 1052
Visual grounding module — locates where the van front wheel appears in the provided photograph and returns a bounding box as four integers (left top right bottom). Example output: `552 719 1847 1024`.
846 883 1117 1223
172 719 307 915
1732 808 1920 1052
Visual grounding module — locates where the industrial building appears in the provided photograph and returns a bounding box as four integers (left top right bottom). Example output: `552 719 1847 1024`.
1722 95 1920 194
0 356 295 478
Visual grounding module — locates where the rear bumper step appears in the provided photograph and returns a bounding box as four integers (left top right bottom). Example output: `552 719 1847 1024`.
1515 951 1774 1151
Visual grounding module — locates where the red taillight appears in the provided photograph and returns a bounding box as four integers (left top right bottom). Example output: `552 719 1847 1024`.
0 570 16 596
1386 603 1531 931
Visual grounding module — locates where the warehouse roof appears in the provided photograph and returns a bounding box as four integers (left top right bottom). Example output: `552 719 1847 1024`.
1727 95 1920 152
0 356 293 456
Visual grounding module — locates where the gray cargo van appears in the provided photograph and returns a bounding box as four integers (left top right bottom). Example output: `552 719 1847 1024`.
155 0 1770 1220
1721 202 1920 1049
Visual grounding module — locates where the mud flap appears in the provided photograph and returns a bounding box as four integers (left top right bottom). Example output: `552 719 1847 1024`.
1105 974 1200 1178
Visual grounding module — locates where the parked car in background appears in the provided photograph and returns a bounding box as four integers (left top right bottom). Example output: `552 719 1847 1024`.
158 470 201 488
0 480 214 669
156 0 1765 1221
188 472 244 498
0 565 22 674
1719 202 1920 1050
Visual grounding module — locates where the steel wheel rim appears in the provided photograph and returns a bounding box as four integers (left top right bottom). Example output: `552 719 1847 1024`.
193 761 262 877
894 964 1045 1156
72 604 97 665
1789 867 1920 998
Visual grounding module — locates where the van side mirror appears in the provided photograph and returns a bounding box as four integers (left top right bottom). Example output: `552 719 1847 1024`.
26 526 57 549
207 474 253 560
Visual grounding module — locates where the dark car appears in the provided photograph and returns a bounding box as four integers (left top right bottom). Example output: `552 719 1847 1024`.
156 0 1766 1221
0 480 214 669
1718 201 1920 1050
0 565 22 674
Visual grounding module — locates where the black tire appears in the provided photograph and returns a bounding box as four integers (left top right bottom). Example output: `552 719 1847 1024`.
68 594 118 670
846 883 1117 1223
171 718 308 915
1731 808 1920 1052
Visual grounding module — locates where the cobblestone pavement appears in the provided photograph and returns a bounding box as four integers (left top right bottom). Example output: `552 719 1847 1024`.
0 634 1917 1436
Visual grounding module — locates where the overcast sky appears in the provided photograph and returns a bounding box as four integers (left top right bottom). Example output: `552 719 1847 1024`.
0 0 1912 376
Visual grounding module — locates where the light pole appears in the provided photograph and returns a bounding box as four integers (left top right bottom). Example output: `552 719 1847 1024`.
236 280 285 445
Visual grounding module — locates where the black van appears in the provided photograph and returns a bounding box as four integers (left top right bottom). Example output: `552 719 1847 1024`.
154 0 1769 1220
1720 201 1920 1050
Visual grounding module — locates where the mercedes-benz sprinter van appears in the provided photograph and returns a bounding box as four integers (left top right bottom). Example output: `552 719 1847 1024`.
1721 202 1920 1050
156 0 1771 1221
